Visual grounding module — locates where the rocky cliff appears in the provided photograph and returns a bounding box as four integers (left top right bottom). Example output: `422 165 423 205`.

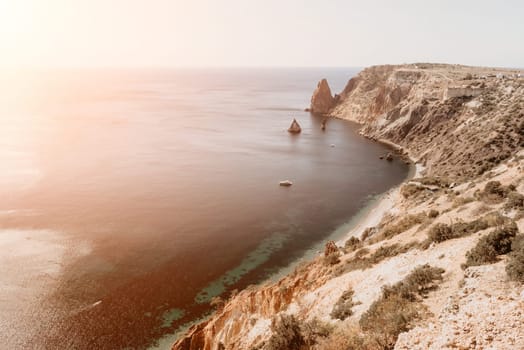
310 79 335 114
173 64 524 350
331 63 523 180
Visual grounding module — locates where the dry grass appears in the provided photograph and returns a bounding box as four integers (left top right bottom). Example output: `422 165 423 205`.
452 196 475 208
334 242 419 277
413 176 451 188
379 213 427 239
400 183 427 199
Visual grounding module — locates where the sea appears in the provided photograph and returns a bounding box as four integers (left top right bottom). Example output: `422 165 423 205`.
0 67 409 349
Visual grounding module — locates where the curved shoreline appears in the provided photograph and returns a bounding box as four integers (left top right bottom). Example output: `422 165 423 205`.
167 128 417 348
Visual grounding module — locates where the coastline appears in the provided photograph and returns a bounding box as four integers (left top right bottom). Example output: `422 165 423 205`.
172 63 524 350
165 131 416 348
336 131 421 245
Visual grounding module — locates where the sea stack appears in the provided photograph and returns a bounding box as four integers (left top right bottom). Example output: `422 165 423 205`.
287 118 302 133
310 79 335 114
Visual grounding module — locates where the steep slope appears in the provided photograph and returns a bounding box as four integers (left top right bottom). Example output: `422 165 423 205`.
172 64 524 350
332 63 524 179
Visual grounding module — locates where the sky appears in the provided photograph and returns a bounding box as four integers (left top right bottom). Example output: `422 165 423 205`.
1 0 523 68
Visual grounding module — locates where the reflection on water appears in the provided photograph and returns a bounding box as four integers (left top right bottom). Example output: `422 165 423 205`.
0 68 408 349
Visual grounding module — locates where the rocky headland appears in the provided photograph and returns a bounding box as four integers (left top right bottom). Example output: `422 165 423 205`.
173 63 524 350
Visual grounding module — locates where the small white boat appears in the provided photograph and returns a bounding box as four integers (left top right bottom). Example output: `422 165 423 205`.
279 180 293 187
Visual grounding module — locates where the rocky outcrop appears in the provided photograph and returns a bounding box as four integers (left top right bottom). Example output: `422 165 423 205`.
287 118 301 133
310 79 335 114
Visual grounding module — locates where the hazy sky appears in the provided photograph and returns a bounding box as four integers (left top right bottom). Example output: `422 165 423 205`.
1 0 523 68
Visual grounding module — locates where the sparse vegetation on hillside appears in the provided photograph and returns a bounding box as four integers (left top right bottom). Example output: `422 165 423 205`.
323 241 341 266
464 222 518 268
330 288 355 321
263 314 332 350
334 241 419 276
413 176 451 188
427 212 508 243
427 209 439 218
344 236 362 253
400 183 428 199
475 181 510 203
379 213 427 239
505 191 524 210
359 265 445 349
506 235 524 282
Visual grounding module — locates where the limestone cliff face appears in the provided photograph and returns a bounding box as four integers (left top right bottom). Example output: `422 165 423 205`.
310 79 335 114
332 63 524 180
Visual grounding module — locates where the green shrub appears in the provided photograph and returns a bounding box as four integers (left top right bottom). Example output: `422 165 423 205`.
428 223 453 242
477 181 510 203
360 265 445 349
451 219 488 237
344 236 361 252
464 223 518 267
505 191 524 210
323 241 341 266
330 288 354 321
360 294 417 350
266 314 304 350
427 209 439 218
315 325 371 350
382 264 445 301
506 235 524 282
427 213 508 243
265 315 332 350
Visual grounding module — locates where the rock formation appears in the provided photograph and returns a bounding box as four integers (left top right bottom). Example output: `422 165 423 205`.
172 64 524 350
287 118 301 133
310 79 335 114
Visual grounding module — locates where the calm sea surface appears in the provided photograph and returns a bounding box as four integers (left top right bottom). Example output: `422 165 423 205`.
0 68 408 349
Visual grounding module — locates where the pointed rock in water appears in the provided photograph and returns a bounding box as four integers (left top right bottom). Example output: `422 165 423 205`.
310 79 335 114
287 118 302 134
